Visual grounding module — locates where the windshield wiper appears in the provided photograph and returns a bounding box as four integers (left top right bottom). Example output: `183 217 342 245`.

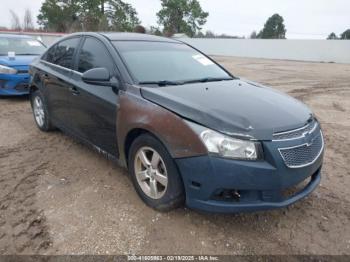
139 80 184 86
15 53 39 56
139 77 234 87
183 77 234 84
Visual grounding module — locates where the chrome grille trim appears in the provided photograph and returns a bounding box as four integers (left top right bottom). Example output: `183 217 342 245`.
273 121 318 141
278 131 324 168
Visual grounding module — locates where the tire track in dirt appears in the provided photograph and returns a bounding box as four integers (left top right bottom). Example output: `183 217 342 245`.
0 97 82 254
0 137 53 254
288 86 350 101
0 161 52 254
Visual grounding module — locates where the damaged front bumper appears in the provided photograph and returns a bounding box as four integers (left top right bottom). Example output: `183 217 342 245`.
175 139 323 213
0 73 30 95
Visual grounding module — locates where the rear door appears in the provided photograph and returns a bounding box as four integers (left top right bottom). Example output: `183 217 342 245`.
68 36 119 156
40 37 81 126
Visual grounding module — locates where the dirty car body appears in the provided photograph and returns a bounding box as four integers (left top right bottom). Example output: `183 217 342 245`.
0 34 46 96
29 32 324 213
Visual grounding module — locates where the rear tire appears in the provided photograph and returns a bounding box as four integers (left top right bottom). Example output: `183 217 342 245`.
30 89 55 132
128 134 185 211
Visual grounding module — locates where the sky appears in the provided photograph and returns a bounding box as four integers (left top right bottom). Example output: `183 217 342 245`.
0 0 349 39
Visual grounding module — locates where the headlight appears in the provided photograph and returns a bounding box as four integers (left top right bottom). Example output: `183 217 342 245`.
200 130 260 160
0 65 17 74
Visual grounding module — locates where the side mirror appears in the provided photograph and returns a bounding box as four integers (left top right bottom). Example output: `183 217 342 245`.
82 68 119 88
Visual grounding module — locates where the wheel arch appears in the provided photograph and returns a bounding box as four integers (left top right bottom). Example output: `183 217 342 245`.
29 72 43 97
123 128 172 168
29 84 39 96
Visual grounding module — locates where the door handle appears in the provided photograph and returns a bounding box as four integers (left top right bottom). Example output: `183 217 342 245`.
69 86 80 95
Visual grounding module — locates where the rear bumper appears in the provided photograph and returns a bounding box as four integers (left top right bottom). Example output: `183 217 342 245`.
176 146 323 213
0 74 30 95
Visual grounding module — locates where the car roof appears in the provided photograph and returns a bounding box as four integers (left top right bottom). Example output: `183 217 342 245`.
0 34 32 39
99 32 180 43
57 32 183 44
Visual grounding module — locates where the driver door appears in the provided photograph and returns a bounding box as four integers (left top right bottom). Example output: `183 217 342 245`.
68 37 119 157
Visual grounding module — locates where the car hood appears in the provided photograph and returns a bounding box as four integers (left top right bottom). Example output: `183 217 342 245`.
140 79 313 140
0 55 38 67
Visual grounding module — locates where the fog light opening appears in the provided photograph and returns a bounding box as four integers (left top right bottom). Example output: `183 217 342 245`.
215 189 241 202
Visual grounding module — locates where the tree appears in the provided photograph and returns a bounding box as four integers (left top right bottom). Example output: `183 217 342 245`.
105 0 140 32
10 10 21 30
23 9 34 31
157 0 209 37
204 30 215 38
327 32 338 40
250 31 257 39
148 26 162 36
37 0 81 32
98 14 110 31
340 29 350 39
134 25 146 34
257 14 286 39
37 0 140 33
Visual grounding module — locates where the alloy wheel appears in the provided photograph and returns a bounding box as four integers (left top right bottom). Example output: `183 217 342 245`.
33 96 45 127
134 146 168 199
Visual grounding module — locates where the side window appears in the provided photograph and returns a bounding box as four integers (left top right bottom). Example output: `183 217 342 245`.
77 38 114 73
44 38 80 69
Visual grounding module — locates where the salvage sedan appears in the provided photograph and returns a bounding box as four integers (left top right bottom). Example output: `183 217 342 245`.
0 34 46 96
29 33 324 213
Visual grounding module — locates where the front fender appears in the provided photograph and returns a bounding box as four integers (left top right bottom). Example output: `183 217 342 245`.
117 89 207 166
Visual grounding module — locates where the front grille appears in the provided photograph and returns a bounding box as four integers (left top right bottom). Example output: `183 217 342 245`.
0 79 6 89
279 131 324 168
17 69 29 74
273 120 317 141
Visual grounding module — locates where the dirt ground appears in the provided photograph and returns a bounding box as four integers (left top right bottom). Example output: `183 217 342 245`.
0 57 349 255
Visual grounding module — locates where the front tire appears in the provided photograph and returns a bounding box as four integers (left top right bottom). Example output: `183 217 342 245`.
128 134 185 211
30 90 54 132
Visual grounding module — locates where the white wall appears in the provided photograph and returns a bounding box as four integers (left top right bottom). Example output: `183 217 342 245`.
2 31 349 64
0 31 64 46
180 39 350 64
38 35 62 46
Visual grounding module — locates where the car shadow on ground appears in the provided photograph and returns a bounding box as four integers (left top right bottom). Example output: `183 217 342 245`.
0 95 29 102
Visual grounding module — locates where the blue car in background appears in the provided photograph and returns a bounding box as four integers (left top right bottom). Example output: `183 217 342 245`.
0 34 46 96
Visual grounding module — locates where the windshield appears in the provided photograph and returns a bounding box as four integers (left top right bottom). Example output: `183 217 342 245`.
0 37 46 56
113 41 232 84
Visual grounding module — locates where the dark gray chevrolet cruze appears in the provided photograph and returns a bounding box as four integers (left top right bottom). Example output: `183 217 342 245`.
29 32 324 213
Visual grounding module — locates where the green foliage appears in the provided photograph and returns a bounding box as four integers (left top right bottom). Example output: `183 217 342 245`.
37 0 80 32
257 14 286 39
340 29 350 39
37 0 140 33
106 0 140 32
148 26 163 36
327 32 338 40
157 0 208 37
